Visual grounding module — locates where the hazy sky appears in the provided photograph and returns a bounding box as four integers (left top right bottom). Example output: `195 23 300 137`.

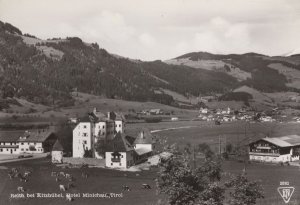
1 0 300 60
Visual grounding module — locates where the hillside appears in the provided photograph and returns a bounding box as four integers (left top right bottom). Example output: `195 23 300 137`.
0 20 238 109
166 51 300 92
0 20 299 112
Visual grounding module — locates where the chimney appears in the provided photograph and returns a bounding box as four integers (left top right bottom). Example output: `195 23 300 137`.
93 107 97 114
107 112 111 120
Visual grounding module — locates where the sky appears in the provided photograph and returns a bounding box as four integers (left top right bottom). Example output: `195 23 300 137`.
1 0 300 61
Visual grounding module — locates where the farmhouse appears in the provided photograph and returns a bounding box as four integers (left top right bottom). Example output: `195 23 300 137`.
105 132 135 168
0 129 57 155
249 135 300 163
105 130 156 168
72 108 125 158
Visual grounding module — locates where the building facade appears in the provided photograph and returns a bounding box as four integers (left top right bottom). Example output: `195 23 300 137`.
72 109 125 158
249 135 300 163
0 129 57 155
105 130 155 168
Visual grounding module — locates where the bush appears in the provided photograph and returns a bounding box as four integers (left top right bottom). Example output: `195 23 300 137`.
144 117 162 123
83 149 93 158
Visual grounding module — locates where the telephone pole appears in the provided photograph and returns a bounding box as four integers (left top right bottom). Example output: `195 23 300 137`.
219 136 221 155
193 145 196 169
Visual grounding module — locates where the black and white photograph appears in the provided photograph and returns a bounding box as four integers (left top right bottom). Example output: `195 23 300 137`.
0 0 300 204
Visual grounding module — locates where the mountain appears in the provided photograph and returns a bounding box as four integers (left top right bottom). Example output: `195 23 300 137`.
166 51 300 92
0 20 299 111
0 21 238 109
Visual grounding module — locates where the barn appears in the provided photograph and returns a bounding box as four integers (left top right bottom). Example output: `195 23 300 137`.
249 135 300 163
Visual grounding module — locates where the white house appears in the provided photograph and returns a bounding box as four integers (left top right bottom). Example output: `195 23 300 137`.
199 107 208 114
0 129 57 155
72 109 125 158
105 132 135 168
249 135 300 163
134 130 156 163
105 129 156 168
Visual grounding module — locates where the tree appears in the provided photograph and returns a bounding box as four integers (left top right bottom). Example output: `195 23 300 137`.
225 174 264 205
94 139 107 157
56 124 73 155
157 155 224 205
83 149 93 158
157 142 264 205
197 143 215 159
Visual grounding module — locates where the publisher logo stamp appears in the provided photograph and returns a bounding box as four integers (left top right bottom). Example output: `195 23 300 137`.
278 182 295 204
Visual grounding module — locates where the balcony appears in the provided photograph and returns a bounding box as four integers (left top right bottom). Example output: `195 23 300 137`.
249 152 280 157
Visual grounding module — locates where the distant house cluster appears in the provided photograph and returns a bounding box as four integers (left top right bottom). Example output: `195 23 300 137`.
249 135 300 163
198 107 282 122
0 129 57 155
138 109 164 116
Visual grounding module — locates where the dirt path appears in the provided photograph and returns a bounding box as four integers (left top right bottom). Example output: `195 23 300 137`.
150 126 198 133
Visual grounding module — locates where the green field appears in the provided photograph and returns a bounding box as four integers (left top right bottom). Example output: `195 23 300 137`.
128 120 300 204
0 159 160 205
128 121 300 151
1 121 300 205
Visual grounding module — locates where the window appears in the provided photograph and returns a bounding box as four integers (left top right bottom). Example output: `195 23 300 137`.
0 149 2 152
14 149 16 151
119 163 122 166
7 149 8 151
111 163 113 166
21 148 24 151
83 140 87 144
121 155 123 158
83 133 87 137
119 124 121 127
21 143 24 145
84 125 87 128
26 149 28 151
103 126 105 129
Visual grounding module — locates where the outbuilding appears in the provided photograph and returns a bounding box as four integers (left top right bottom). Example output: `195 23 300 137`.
51 140 64 163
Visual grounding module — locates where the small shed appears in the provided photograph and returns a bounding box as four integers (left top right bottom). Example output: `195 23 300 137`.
51 140 63 163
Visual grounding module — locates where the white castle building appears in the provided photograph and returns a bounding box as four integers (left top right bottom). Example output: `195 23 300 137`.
72 108 125 158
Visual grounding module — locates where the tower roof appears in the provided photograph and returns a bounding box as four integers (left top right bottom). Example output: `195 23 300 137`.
52 140 64 151
134 129 154 144
106 132 134 152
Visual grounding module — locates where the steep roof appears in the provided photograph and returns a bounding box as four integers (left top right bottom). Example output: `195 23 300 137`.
252 135 300 147
52 140 63 151
0 131 24 142
134 129 154 144
106 132 134 152
18 130 55 142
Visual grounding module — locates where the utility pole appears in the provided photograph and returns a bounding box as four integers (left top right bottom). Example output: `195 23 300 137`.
219 136 221 156
224 135 227 153
193 145 196 169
